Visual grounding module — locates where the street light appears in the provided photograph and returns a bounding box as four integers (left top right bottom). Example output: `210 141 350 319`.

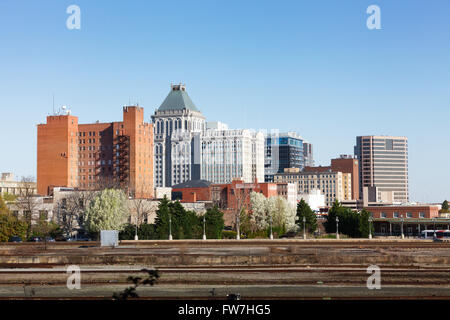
202 214 207 240
368 216 373 240
169 214 173 240
236 214 240 240
303 216 306 240
269 215 273 240
433 218 436 238
134 214 139 241
336 216 340 240
400 215 404 239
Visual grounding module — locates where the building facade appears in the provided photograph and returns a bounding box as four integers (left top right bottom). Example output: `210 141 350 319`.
274 167 351 206
152 84 205 187
264 132 304 182
0 173 37 197
303 142 314 167
200 129 264 184
37 106 154 197
304 155 359 201
354 136 409 203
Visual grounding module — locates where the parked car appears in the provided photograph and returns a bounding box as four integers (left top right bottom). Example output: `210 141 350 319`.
9 236 22 243
54 235 67 241
28 236 43 242
67 235 92 241
44 237 55 242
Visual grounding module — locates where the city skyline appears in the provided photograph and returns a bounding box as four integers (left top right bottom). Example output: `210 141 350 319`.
1 1 449 202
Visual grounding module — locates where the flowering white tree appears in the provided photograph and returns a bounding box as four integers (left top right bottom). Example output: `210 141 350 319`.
84 189 128 233
250 192 297 233
250 192 268 230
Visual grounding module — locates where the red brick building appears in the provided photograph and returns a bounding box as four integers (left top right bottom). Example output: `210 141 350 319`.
366 205 439 219
37 106 153 198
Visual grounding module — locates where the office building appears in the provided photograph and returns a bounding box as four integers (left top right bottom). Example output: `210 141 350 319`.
152 84 205 187
199 129 264 184
264 132 305 182
354 136 408 203
37 106 153 197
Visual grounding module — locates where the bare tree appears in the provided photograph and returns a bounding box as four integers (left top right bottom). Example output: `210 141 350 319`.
229 181 253 240
16 176 39 239
56 190 98 238
129 184 153 240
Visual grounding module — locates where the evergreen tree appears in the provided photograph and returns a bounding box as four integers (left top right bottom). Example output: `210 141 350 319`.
296 199 317 233
324 199 341 233
358 209 371 238
442 200 449 211
204 206 225 239
154 196 171 239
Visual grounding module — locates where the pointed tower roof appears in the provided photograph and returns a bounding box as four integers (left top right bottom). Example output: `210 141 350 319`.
158 83 199 112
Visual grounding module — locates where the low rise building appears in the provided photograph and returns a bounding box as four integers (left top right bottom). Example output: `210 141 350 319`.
274 168 351 206
0 173 37 197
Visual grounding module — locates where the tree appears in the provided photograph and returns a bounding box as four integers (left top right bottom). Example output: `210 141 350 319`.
296 199 317 233
0 195 9 214
247 192 297 237
0 195 28 242
84 189 128 233
154 196 171 239
113 268 159 300
358 209 371 238
325 200 372 238
250 192 268 231
129 185 153 239
442 200 449 212
56 190 97 238
324 199 341 234
230 183 252 239
1 193 17 202
16 176 39 239
204 206 225 239
266 196 296 235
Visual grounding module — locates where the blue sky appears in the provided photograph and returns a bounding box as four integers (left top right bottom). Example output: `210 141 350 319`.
0 0 449 203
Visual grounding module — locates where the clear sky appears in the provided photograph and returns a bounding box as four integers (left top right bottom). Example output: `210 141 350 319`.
0 0 449 203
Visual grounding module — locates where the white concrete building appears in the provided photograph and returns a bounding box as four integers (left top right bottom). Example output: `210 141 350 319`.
152 84 206 187
199 129 264 184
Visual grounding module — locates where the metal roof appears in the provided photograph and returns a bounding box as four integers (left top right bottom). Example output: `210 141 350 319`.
158 86 198 112
172 180 212 189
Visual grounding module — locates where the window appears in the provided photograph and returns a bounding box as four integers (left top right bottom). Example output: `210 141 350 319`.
393 212 399 218
419 212 425 218
386 139 394 150
381 212 387 218
407 212 413 218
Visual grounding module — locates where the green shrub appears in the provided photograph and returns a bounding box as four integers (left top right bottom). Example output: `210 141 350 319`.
222 230 237 239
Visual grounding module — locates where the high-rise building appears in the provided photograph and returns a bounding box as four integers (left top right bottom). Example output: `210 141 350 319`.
354 135 409 203
303 142 314 167
264 132 305 182
199 129 264 184
152 84 206 187
37 106 154 197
